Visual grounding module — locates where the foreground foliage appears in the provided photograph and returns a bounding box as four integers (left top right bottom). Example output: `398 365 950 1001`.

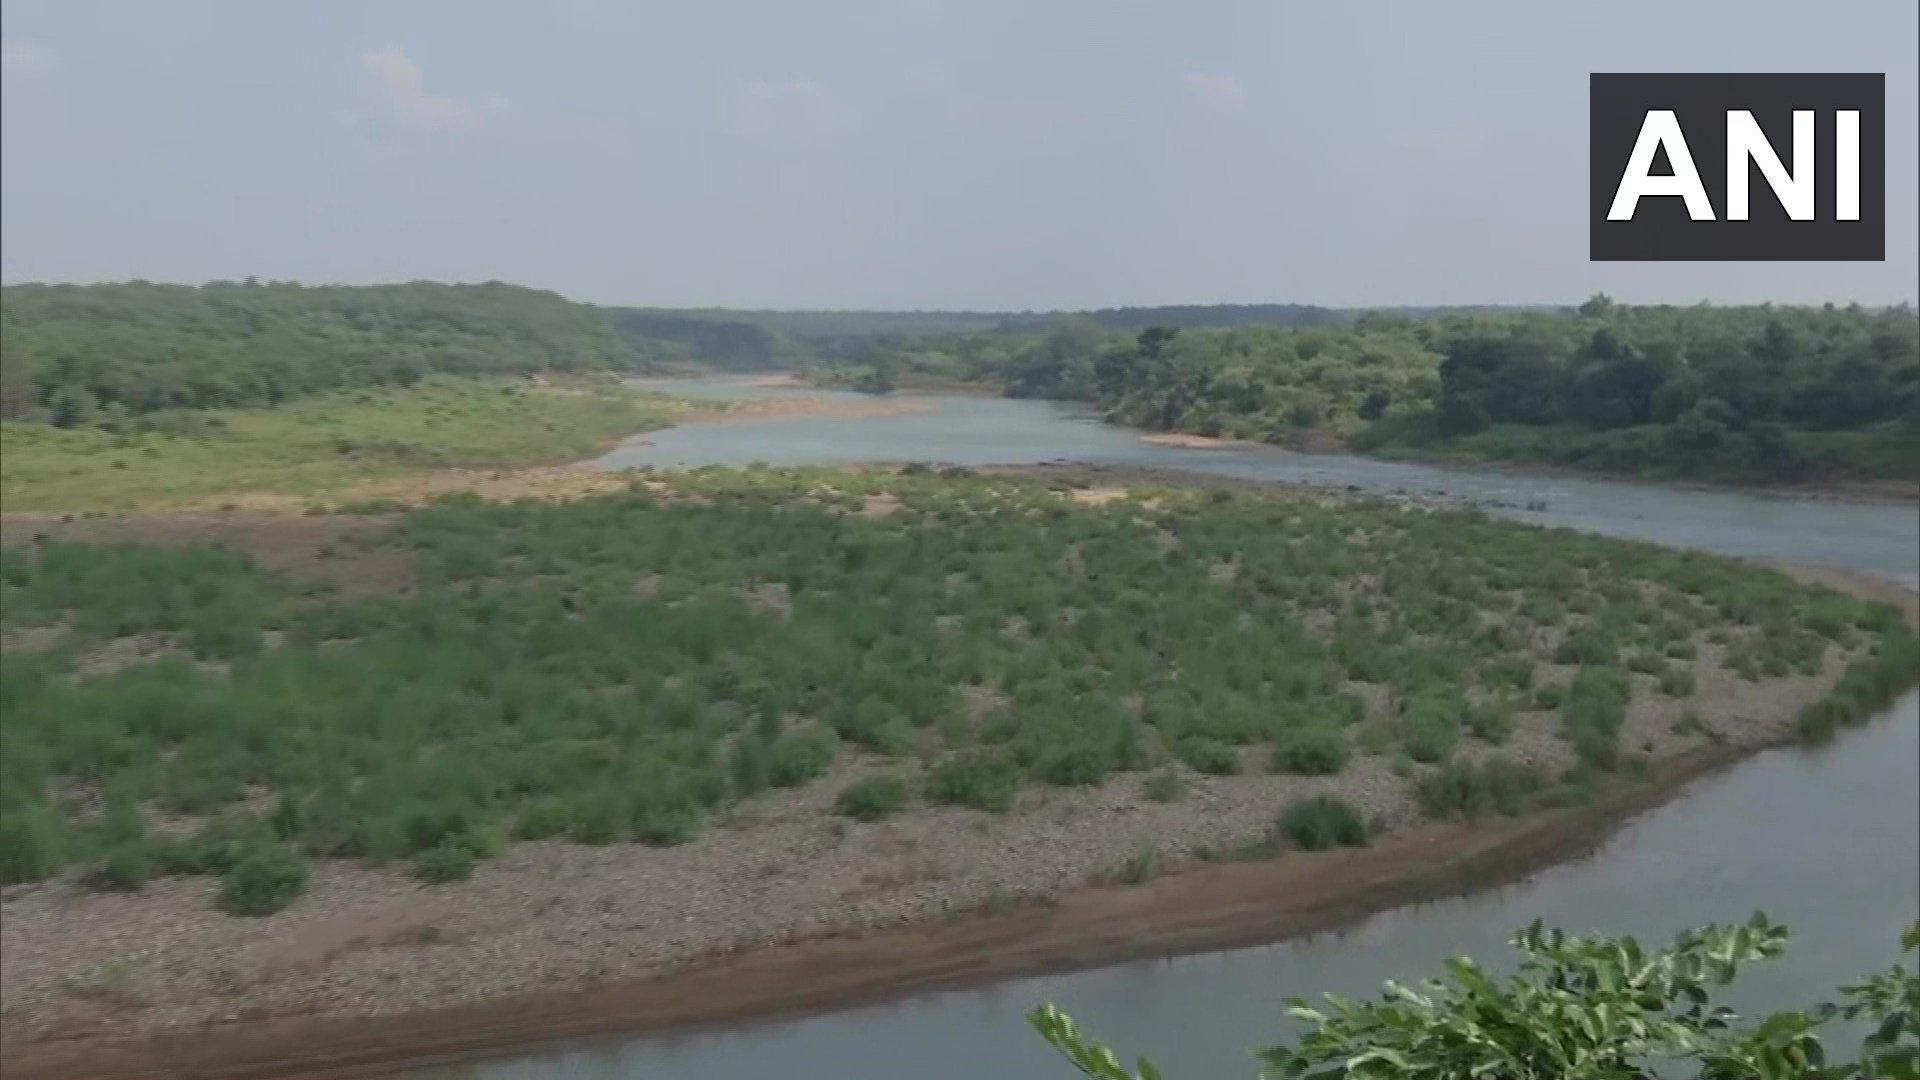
1031 916 1920 1079
1 469 1911 912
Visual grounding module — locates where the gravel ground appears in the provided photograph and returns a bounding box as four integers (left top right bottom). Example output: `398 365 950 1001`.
0 645 1857 1045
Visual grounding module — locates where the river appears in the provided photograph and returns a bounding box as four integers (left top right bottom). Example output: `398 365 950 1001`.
405 379 1919 1079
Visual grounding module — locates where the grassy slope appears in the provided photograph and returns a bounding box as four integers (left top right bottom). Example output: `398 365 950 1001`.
0 377 694 512
3 468 1913 904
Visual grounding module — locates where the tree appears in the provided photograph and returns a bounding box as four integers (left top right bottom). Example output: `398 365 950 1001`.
1357 389 1392 421
48 384 97 428
1031 915 1920 1080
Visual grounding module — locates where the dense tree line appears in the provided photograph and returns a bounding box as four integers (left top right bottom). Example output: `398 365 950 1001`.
0 281 641 423
824 297 1918 480
1422 296 1918 434
602 302 1464 373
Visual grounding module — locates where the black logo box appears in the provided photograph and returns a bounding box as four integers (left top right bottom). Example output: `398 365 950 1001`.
1589 73 1885 262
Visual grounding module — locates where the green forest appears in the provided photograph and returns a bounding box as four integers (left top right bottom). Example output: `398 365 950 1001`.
0 281 641 422
823 297 1920 483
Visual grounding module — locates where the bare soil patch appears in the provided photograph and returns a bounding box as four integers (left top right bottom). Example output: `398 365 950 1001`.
697 396 934 424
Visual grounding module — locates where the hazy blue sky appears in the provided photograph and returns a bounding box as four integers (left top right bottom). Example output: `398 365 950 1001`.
3 0 1915 309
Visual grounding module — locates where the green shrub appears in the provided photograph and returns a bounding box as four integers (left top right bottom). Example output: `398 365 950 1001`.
1465 703 1515 744
766 724 839 788
414 842 476 882
99 841 154 893
1034 739 1114 787
835 774 910 821
928 753 1021 812
1479 656 1534 691
1627 651 1666 675
0 807 65 885
1417 758 1548 820
1554 627 1616 666
1279 795 1368 851
512 797 570 840
1176 736 1240 776
218 844 310 916
1402 709 1460 764
566 791 626 846
1657 666 1696 697
1561 667 1631 770
1272 727 1350 776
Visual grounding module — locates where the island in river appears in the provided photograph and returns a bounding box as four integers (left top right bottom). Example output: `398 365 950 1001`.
2 433 1915 1079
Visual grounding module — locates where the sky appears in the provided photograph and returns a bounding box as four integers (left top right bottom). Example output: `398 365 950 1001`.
2 0 1915 310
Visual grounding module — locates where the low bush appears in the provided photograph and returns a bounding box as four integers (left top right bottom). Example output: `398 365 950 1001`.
1176 736 1241 776
99 842 154 893
0 808 65 885
1561 667 1631 770
1657 666 1696 697
835 774 910 821
218 844 310 916
1417 758 1549 820
1142 769 1187 802
1271 726 1350 776
414 842 477 882
928 753 1021 812
766 724 839 788
1465 703 1515 744
1278 795 1368 851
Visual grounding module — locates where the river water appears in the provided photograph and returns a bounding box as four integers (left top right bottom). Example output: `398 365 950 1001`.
407 380 1919 1079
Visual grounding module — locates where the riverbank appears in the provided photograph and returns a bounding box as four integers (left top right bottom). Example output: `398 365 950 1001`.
4 708 1904 1080
1359 442 1920 507
0 377 701 514
3 465 1914 1080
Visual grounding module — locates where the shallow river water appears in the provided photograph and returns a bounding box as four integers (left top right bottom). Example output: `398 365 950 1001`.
405 379 1919 1079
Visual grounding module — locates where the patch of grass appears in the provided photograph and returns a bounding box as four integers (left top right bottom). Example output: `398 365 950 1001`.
0 376 693 512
